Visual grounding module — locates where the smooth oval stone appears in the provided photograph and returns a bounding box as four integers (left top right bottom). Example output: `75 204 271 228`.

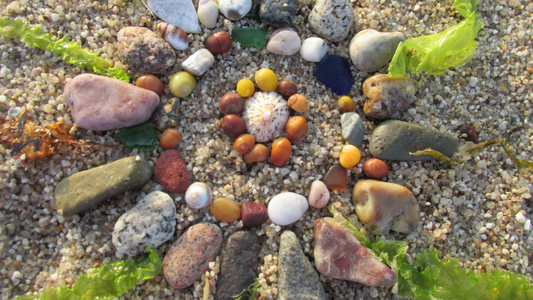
215 231 260 300
219 0 252 21
340 112 364 148
322 164 347 191
148 0 201 33
314 218 397 286
259 0 297 28
163 223 223 289
155 149 191 193
314 55 354 95
363 74 415 119
369 120 459 161
349 29 406 72
112 191 176 256
197 0 219 29
278 231 326 300
210 197 241 223
308 0 354 42
353 180 420 235
54 157 152 217
268 192 308 226
241 202 268 228
266 28 301 56
65 74 159 131
181 48 215 76
308 180 330 208
117 27 176 74
300 37 328 63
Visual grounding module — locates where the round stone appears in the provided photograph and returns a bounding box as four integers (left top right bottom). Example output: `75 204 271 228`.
210 197 241 222
136 74 165 96
308 180 330 208
205 31 232 55
268 192 308 225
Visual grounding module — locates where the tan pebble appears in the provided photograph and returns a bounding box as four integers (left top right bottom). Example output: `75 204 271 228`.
210 197 241 222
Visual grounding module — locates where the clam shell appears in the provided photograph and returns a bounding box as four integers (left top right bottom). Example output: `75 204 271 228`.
185 182 213 209
157 22 188 50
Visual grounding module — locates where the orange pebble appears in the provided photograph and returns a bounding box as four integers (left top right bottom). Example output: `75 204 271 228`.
210 197 241 222
339 145 361 168
323 164 348 191
243 144 270 163
271 137 292 167
136 74 165 96
160 128 181 149
235 134 255 154
363 158 389 179
285 116 308 144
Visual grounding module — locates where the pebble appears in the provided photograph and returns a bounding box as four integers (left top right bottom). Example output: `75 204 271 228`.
210 197 241 223
243 144 270 163
323 164 347 191
148 0 201 33
516 212 527 224
369 120 459 160
340 112 364 148
308 0 354 42
136 74 165 96
353 180 420 235
54 157 152 217
278 231 326 300
185 182 213 209
259 0 297 28
339 145 361 168
220 92 245 115
219 0 252 21
157 22 189 51
154 149 191 193
300 37 328 63
117 27 176 74
160 128 181 149
112 191 176 256
163 223 223 289
157 97 181 130
181 48 215 76
215 231 260 300
363 158 389 179
197 0 219 29
221 114 247 138
268 192 308 225
285 116 308 143
278 80 298 99
349 29 406 72
241 202 268 228
314 54 354 95
271 137 292 167
266 28 301 56
314 218 397 286
308 181 330 208
205 31 232 55
363 74 416 119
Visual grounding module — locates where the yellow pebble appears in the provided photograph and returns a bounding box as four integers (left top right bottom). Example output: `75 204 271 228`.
209 197 241 223
237 78 255 97
169 71 196 98
339 145 361 168
254 68 278 92
337 96 355 112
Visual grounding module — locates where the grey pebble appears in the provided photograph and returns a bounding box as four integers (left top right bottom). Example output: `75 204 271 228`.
259 0 297 28
340 112 364 148
308 0 354 42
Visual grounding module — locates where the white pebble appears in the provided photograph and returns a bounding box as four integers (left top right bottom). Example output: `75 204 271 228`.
181 48 214 76
516 212 526 224
266 28 301 56
300 37 328 62
468 76 479 87
268 192 308 226
525 219 532 231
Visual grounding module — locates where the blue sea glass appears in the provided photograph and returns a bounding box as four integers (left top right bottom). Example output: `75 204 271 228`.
314 54 354 95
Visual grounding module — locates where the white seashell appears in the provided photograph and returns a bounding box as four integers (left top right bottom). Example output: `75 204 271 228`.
300 37 328 62
181 48 215 76
147 0 201 33
308 180 330 208
185 182 213 209
197 0 219 29
157 22 189 50
268 192 308 226
266 28 301 56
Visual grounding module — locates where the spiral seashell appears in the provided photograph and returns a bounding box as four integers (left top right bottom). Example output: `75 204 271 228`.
157 22 188 50
185 182 213 209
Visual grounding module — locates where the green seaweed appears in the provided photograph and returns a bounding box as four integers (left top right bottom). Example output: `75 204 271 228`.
0 17 129 82
232 278 262 300
15 247 162 300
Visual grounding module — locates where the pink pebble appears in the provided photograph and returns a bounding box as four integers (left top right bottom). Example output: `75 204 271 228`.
308 180 330 208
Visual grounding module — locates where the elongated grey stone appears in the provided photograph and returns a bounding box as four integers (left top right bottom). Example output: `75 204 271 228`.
54 157 152 217
369 120 459 160
340 112 364 148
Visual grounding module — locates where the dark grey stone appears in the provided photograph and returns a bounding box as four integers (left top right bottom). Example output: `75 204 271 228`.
369 120 459 161
54 157 152 217
341 112 364 148
277 231 325 300
259 0 297 28
215 231 260 300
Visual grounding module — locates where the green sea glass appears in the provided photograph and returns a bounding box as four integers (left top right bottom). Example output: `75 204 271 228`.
231 28 268 48
117 123 158 150
251 4 261 22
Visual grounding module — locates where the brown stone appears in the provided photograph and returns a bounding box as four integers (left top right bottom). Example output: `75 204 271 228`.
241 202 268 228
155 149 190 193
322 164 348 191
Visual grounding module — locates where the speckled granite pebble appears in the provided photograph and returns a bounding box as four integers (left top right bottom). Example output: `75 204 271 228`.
155 149 191 193
308 0 354 42
148 0 201 33
278 231 326 300
259 0 297 28
340 112 364 148
369 120 459 160
112 191 176 256
163 223 223 289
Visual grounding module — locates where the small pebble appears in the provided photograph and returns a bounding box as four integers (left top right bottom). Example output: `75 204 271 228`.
219 0 252 20
205 31 232 55
148 0 201 33
271 137 292 167
241 202 268 227
243 144 270 163
237 78 255 97
323 164 347 191
308 0 354 42
278 80 298 99
308 181 330 208
220 92 245 115
181 48 215 76
255 68 278 92
339 145 361 168
266 28 301 56
210 198 241 222
300 37 328 63
285 116 308 143
197 0 219 29
259 0 297 28
362 158 389 179
349 29 405 72
516 212 526 224
136 74 165 96
169 71 196 98
155 149 191 193
221 114 247 138
160 128 181 149
340 112 364 148
268 192 308 225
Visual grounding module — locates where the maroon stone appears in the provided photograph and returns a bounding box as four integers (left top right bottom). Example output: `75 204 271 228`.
241 202 268 228
155 149 190 193
314 218 397 287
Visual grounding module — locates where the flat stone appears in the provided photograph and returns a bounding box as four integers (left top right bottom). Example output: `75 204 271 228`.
155 149 191 193
322 164 347 191
308 180 330 208
65 73 159 131
163 223 223 289
117 27 176 74
112 191 176 256
219 0 252 21
349 29 405 73
278 231 326 300
181 48 215 76
267 192 308 226
340 112 364 148
353 180 420 235
369 120 459 160
54 157 152 217
266 28 301 56
241 202 268 228
259 0 297 28
308 0 354 42
300 37 328 63
147 0 201 33
215 231 260 300
363 74 416 119
314 55 354 95
314 218 397 286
